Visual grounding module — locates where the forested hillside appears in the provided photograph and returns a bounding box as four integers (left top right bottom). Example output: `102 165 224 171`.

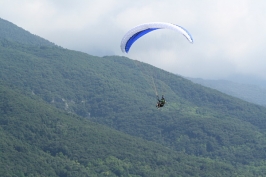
1 17 266 176
2 40 266 165
2 83 244 176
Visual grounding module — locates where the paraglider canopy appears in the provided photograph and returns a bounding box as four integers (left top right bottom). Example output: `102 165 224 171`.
120 22 193 53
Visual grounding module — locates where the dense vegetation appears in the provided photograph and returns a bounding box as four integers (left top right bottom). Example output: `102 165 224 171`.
1 17 266 176
1 83 249 176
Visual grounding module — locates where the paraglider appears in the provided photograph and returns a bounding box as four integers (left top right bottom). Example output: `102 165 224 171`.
120 22 193 53
156 95 166 109
120 22 193 109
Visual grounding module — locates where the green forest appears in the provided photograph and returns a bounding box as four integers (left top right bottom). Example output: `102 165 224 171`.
1 17 266 176
0 83 247 176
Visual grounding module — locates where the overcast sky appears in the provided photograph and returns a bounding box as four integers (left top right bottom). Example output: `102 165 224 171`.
1 0 266 81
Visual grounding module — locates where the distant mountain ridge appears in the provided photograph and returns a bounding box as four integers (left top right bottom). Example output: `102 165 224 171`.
0 18 55 46
188 77 266 107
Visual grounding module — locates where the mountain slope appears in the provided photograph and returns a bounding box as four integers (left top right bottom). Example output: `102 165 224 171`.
2 37 266 167
1 83 248 177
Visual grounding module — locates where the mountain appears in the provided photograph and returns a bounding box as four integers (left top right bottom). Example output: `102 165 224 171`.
225 73 266 88
2 41 266 165
1 17 266 176
188 78 266 107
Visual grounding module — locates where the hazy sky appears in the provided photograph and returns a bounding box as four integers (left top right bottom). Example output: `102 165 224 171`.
1 0 266 80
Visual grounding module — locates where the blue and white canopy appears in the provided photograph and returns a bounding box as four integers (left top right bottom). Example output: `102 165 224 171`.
120 22 193 53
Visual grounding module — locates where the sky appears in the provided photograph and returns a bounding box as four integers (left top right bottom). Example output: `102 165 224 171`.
1 0 266 81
